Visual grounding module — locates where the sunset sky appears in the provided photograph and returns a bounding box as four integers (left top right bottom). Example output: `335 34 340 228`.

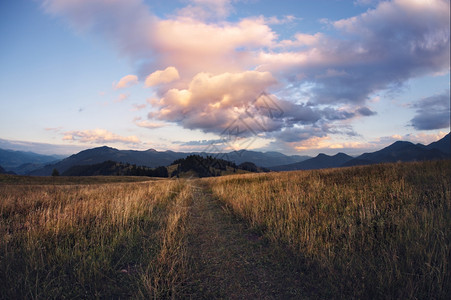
0 0 449 156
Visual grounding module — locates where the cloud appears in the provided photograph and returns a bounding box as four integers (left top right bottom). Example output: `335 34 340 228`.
356 107 377 116
176 0 234 21
259 0 450 104
132 103 147 111
42 0 276 77
45 127 63 132
0 138 85 155
145 66 180 87
273 126 327 143
353 0 379 6
400 131 448 145
263 15 299 25
135 120 166 129
150 71 278 133
42 0 450 149
176 139 224 146
114 74 138 89
114 93 129 103
151 16 276 76
410 90 450 130
62 129 140 144
278 33 323 48
42 0 449 103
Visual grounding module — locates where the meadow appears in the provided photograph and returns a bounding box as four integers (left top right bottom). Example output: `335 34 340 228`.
1 160 450 298
0 179 191 299
207 160 451 298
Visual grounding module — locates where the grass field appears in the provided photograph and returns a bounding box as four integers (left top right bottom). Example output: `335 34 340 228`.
0 179 191 299
0 174 160 185
207 160 451 298
1 160 450 298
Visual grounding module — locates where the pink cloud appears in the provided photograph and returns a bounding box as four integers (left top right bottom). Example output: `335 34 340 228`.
43 0 275 77
135 120 166 129
145 66 180 87
114 93 129 103
152 17 276 76
62 129 140 144
151 70 278 132
131 103 147 111
115 74 138 89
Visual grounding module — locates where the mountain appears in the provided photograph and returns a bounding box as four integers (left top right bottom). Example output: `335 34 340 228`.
62 160 168 177
271 133 450 171
344 140 449 167
29 146 308 176
0 165 16 175
271 153 353 171
21 132 451 175
169 155 269 178
0 148 64 174
426 133 450 154
10 163 48 175
28 146 183 176
210 150 310 168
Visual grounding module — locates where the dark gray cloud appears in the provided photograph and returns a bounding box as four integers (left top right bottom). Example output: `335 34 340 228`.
410 91 450 130
356 107 377 116
272 126 327 143
276 99 321 124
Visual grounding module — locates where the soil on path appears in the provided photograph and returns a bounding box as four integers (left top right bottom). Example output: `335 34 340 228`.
180 180 327 299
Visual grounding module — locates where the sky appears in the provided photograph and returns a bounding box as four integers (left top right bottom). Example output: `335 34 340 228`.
0 0 449 156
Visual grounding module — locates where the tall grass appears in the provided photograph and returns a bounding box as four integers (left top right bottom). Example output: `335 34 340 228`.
207 160 451 298
0 180 191 299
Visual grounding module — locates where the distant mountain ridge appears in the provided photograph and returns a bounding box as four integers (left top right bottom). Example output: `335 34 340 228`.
344 140 449 167
271 133 450 171
0 148 64 174
271 153 353 171
27 147 309 176
425 133 450 154
1 133 449 175
0 165 16 175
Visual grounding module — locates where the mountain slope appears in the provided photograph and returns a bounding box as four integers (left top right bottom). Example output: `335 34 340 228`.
271 153 353 171
271 133 450 171
344 140 448 166
29 146 186 176
0 148 63 173
29 147 308 176
0 165 16 175
212 150 310 168
62 160 168 177
426 133 450 154
25 132 451 175
169 155 268 178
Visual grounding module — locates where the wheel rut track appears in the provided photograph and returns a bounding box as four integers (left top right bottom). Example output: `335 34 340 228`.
180 180 322 299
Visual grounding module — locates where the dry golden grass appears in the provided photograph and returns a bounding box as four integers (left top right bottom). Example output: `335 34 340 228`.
1 161 450 299
206 160 451 298
0 179 191 299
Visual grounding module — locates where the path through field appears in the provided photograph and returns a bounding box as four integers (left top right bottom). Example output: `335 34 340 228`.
180 180 326 299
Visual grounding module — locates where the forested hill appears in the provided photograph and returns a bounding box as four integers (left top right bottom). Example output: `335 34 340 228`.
169 155 269 178
60 155 269 178
62 160 168 177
